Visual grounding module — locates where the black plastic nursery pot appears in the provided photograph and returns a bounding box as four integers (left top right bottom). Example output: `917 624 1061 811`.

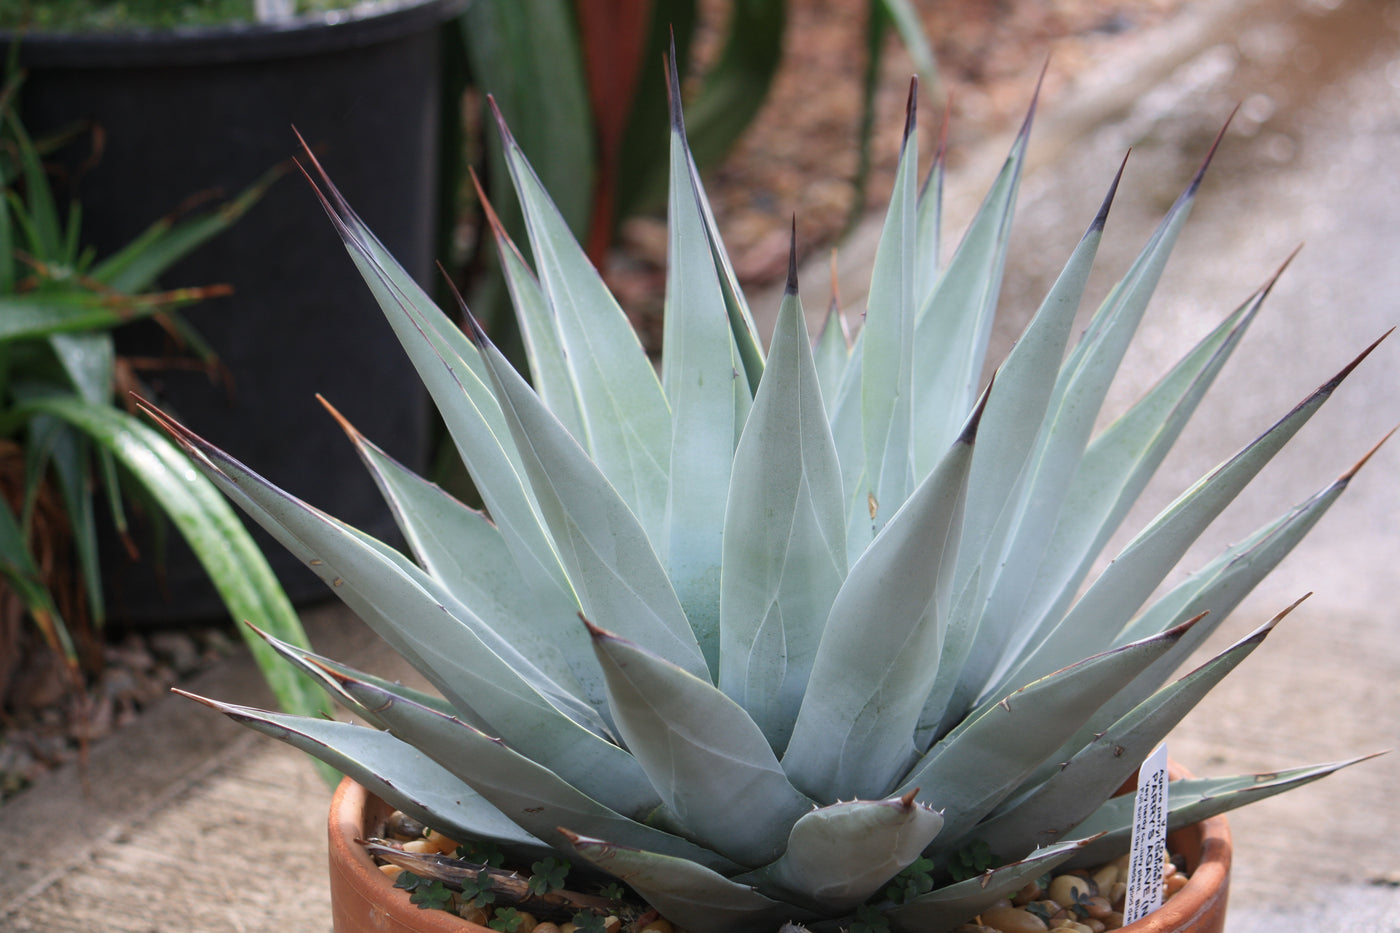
5 0 469 622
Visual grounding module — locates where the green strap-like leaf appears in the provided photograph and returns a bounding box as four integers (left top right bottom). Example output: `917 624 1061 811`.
859 83 920 542
739 793 943 913
179 691 553 859
90 165 276 293
720 274 847 749
31 397 324 722
902 620 1196 854
587 622 814 868
496 103 673 544
469 319 708 680
0 494 75 665
784 404 977 802
1065 759 1377 867
562 830 803 933
662 65 748 669
885 837 1091 932
0 289 209 342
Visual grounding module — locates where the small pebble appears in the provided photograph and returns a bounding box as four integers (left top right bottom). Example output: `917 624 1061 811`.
1048 874 1094 908
980 906 1049 933
385 810 429 839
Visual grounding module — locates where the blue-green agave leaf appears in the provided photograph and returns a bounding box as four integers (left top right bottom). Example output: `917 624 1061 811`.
784 397 979 801
149 411 665 807
966 602 1293 859
720 258 847 750
858 81 920 544
323 673 748 867
474 174 586 441
885 837 1092 932
247 621 454 730
1069 450 1379 750
1111 485 1359 695
586 620 814 868
910 83 1035 474
740 791 943 913
903 617 1198 853
462 312 708 680
561 830 803 933
323 400 602 717
813 295 851 410
1065 757 1380 867
996 335 1379 694
925 158 1123 738
297 151 569 600
662 62 749 670
988 278 1274 693
690 151 766 396
912 95 947 307
493 99 673 544
36 397 325 721
957 126 1225 708
176 690 552 858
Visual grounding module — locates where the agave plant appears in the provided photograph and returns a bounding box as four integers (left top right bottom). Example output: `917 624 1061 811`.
163 63 1383 933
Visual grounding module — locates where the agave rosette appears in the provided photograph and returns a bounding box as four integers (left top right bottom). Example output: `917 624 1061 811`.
165 67 1383 933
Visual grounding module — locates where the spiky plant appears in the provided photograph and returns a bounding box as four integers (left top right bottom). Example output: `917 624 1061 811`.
164 65 1384 933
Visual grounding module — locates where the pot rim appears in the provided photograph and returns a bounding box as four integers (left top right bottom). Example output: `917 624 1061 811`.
328 771 1232 933
1 0 470 68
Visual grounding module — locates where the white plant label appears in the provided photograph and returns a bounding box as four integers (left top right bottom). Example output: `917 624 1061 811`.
1123 743 1170 924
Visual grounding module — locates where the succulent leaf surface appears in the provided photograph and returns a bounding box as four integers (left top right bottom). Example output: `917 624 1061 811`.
169 68 1387 933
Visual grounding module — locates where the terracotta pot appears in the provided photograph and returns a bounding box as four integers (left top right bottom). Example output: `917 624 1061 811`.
329 777 490 933
327 774 1232 933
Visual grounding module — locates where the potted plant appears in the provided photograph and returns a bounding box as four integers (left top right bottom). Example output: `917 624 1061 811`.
0 71 327 747
0 0 468 620
163 57 1383 933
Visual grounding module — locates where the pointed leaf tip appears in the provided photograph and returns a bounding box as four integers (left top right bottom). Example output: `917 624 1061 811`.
902 75 918 146
1340 423 1397 482
959 374 994 444
665 30 685 135
1093 150 1131 233
1015 57 1051 141
1188 106 1238 197
1162 610 1209 642
435 261 488 347
1318 328 1391 398
786 216 799 296
578 612 612 641
316 393 363 444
